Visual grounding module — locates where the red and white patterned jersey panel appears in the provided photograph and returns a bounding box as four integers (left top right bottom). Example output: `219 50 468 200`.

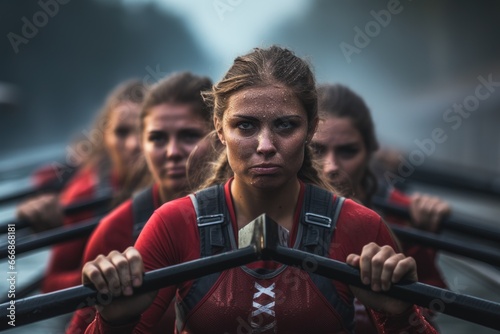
180 265 350 334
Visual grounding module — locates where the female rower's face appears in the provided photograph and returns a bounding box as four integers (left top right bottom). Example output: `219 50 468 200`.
311 116 368 192
217 85 311 190
142 103 208 194
104 102 141 174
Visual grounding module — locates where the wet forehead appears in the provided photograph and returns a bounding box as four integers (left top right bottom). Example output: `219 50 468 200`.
226 86 305 120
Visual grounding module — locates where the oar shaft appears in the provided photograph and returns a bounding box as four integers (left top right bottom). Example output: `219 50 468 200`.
407 164 500 198
0 272 44 304
0 216 102 258
0 246 259 329
390 225 500 266
372 197 500 243
62 194 112 216
0 166 77 206
266 246 500 331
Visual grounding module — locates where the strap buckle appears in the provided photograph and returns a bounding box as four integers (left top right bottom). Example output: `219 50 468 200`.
304 212 332 228
197 214 224 227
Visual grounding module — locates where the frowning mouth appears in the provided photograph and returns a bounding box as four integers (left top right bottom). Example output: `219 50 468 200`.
250 164 281 175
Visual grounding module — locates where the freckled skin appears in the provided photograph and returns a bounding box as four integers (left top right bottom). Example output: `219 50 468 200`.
312 117 369 199
216 86 311 193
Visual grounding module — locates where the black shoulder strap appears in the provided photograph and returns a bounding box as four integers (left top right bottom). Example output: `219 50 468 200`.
299 184 353 331
178 185 232 332
189 184 232 257
299 184 344 256
132 186 155 234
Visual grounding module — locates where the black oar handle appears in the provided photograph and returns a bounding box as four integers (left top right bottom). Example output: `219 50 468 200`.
0 246 259 329
0 194 113 233
407 165 500 198
62 194 112 216
1 243 499 331
0 183 58 206
0 166 78 206
0 272 44 304
0 216 103 258
266 246 500 331
372 196 500 244
390 225 500 266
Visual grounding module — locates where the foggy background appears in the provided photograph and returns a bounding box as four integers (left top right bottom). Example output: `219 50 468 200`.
1 0 499 177
0 1 500 333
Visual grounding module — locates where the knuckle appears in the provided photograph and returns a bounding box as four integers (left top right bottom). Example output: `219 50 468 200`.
108 250 121 257
102 266 116 277
371 256 384 267
114 258 128 271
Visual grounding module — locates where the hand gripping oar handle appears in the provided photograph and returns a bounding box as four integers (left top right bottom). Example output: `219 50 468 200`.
264 245 500 330
250 214 500 331
1 194 113 232
0 245 259 330
247 213 500 331
371 196 500 244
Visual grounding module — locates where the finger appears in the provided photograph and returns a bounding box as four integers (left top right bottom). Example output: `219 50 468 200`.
432 201 451 232
426 198 443 232
124 247 144 288
391 256 417 283
109 251 134 296
82 257 110 295
345 254 360 267
379 252 405 291
97 254 123 298
417 196 437 230
409 193 423 225
359 242 380 286
369 245 394 292
412 195 434 229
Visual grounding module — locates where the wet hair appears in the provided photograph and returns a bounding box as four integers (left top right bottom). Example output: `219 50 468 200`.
317 84 379 203
199 45 335 192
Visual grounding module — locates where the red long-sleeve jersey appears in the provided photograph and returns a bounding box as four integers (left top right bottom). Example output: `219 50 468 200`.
86 180 438 334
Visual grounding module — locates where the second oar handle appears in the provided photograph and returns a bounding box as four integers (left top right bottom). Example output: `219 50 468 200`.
0 216 103 259
265 245 500 331
371 196 500 243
